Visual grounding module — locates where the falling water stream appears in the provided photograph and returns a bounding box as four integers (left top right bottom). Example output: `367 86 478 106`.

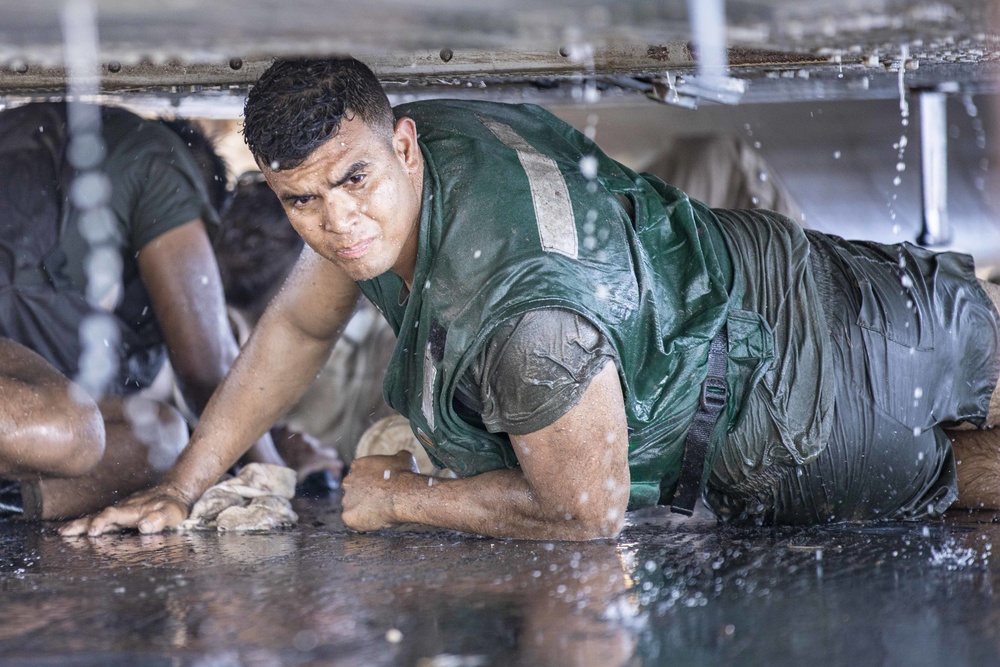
890 44 912 235
61 0 121 399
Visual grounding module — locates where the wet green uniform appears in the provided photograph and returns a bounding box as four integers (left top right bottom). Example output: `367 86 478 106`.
358 99 999 523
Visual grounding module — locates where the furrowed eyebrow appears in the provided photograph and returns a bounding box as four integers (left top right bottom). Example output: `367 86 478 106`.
276 160 370 204
331 160 369 188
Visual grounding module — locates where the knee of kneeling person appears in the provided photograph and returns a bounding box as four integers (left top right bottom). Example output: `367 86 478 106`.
47 393 106 478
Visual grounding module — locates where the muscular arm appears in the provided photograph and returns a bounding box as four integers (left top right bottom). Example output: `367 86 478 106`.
62 246 361 535
137 219 240 413
342 362 631 540
138 218 286 465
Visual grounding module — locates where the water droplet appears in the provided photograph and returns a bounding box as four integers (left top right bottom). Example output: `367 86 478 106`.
71 172 111 209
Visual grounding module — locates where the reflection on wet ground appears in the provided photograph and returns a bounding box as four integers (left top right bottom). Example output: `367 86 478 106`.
1 497 999 666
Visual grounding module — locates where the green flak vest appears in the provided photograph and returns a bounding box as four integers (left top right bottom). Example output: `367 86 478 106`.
357 100 772 510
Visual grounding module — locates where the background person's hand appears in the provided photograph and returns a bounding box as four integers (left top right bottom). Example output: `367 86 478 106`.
59 484 191 537
341 451 418 532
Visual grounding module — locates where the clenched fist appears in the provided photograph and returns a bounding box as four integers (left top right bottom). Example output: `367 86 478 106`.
341 451 419 531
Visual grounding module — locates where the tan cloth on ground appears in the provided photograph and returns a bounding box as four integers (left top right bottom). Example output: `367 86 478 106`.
354 415 455 478
280 301 399 465
180 463 298 532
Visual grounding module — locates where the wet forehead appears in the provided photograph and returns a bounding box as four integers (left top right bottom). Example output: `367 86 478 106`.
263 117 383 193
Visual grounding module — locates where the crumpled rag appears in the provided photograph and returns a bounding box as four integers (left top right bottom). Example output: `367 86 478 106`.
180 463 298 532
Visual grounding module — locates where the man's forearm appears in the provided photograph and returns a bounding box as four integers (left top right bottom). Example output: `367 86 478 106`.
389 469 622 541
343 360 631 541
161 315 338 503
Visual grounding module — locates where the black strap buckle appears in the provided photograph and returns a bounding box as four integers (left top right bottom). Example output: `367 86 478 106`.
700 375 728 413
670 328 728 516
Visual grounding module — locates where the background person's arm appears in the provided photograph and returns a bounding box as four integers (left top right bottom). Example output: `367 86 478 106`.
137 219 236 414
136 219 283 464
341 362 631 541
61 246 361 535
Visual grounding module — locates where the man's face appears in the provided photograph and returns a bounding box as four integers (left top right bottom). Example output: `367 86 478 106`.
263 114 423 285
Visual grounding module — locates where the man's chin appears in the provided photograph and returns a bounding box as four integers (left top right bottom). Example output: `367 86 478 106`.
335 261 388 283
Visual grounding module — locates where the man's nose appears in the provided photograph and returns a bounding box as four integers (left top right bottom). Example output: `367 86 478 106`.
322 197 359 233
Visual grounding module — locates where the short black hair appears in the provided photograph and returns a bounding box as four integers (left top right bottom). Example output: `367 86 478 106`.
214 172 304 314
157 117 229 213
242 57 395 171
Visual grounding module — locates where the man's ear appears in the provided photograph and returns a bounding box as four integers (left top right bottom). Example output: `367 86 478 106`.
393 117 420 172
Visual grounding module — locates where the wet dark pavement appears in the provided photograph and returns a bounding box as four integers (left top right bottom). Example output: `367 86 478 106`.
2 497 999 666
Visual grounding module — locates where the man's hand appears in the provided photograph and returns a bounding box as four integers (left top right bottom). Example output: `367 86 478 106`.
346 363 630 541
59 484 191 537
341 451 419 532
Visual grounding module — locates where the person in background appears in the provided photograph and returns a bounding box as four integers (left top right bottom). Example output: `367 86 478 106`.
0 104 282 520
644 135 803 223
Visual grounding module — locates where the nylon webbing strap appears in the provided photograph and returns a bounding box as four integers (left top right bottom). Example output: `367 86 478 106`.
671 328 728 516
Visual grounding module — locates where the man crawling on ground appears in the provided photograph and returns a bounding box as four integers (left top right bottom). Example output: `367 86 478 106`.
64 58 1000 540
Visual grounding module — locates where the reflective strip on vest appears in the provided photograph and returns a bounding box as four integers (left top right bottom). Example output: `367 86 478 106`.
478 117 578 259
422 342 438 431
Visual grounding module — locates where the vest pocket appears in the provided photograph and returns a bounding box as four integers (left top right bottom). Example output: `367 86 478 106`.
723 308 774 431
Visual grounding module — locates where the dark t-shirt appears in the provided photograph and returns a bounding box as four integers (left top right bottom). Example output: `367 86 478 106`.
454 308 617 436
0 103 219 391
59 106 220 310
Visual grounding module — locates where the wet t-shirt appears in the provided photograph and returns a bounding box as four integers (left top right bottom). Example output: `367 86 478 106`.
454 308 617 436
0 103 219 391
58 106 220 307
